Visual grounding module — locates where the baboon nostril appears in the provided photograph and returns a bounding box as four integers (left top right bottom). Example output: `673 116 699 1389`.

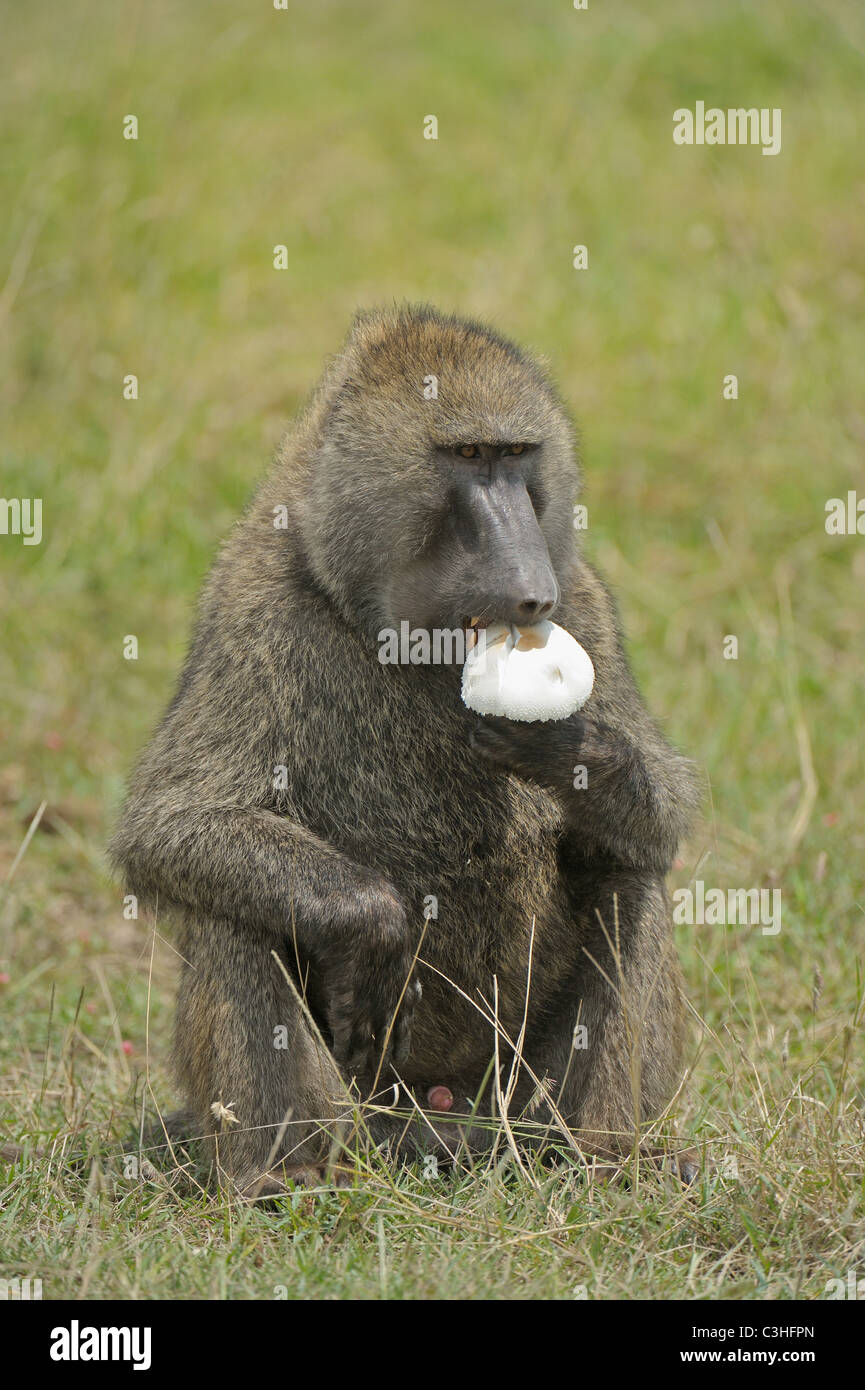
516 597 556 624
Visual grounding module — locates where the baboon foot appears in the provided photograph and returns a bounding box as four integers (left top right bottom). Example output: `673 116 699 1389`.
238 1162 355 1201
122 1107 198 1173
564 1142 700 1188
640 1144 700 1186
673 1147 700 1186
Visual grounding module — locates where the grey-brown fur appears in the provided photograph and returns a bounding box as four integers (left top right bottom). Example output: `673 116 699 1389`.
110 305 699 1193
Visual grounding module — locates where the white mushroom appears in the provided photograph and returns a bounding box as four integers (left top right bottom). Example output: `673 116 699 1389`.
461 620 595 722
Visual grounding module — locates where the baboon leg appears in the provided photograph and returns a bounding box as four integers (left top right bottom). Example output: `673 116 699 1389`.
173 919 351 1193
547 876 695 1178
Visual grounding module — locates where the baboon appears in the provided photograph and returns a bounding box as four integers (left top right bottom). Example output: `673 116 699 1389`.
110 305 699 1195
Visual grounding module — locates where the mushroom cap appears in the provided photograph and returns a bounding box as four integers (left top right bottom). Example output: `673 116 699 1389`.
461 620 595 722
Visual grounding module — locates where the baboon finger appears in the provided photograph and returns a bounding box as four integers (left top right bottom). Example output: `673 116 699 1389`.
344 1013 375 1077
392 1007 413 1065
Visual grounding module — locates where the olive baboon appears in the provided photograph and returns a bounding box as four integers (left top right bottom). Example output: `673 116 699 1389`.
110 305 698 1194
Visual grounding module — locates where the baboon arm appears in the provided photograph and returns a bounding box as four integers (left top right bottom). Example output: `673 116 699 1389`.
475 710 693 874
556 560 699 872
474 560 698 872
556 713 695 874
111 803 386 947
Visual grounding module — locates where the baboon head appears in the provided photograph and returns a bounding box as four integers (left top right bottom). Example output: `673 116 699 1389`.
297 305 581 637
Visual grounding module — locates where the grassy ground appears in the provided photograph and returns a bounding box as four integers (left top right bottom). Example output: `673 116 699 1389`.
1 0 863 1299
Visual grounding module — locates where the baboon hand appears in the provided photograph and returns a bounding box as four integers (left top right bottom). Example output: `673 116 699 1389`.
326 881 421 1081
469 713 621 790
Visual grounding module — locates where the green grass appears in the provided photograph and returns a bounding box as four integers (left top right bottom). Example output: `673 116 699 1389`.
1 0 863 1300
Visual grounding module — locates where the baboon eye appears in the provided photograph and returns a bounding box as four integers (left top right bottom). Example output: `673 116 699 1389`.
457 444 479 459
503 443 526 457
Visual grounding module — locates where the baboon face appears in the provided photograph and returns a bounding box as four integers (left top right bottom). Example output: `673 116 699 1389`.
303 309 580 637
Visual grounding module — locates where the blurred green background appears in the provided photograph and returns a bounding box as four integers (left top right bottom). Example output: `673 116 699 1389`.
0 0 863 1299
